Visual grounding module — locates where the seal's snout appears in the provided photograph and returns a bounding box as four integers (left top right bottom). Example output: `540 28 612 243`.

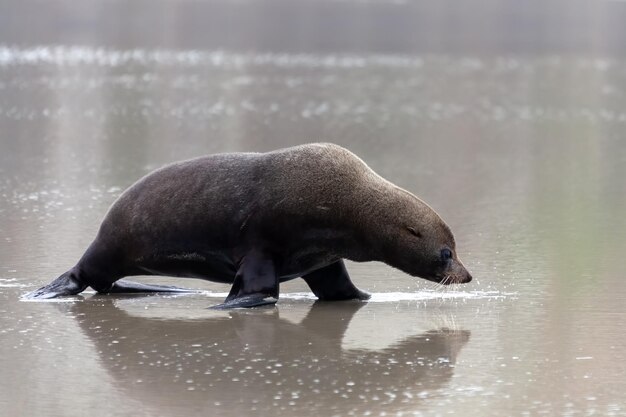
438 260 473 285
457 263 472 284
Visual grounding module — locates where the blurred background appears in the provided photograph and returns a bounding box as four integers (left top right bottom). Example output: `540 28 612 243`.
1 1 626 416
4 0 626 55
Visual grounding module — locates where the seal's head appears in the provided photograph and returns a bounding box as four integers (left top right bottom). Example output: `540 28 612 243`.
370 188 472 285
401 219 473 285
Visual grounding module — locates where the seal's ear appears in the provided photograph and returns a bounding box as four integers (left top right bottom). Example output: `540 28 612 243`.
406 226 422 238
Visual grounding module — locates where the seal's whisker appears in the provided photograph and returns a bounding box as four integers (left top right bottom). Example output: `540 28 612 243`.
436 275 452 297
438 278 445 292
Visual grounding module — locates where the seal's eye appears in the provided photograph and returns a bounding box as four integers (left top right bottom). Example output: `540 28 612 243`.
440 248 453 262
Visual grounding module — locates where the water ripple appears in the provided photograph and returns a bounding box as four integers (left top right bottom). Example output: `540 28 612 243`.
0 45 427 69
198 290 512 302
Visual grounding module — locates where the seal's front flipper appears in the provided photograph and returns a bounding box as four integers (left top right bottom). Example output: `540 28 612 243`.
303 260 371 301
210 250 278 309
100 279 197 295
210 294 278 309
22 270 88 300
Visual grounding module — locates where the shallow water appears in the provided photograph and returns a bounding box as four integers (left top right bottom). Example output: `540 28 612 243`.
2 6 626 417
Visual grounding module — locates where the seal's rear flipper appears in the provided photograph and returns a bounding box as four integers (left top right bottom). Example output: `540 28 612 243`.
101 279 198 294
210 249 279 309
22 270 88 300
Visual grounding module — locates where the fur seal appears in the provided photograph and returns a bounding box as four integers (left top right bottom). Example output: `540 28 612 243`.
24 143 472 308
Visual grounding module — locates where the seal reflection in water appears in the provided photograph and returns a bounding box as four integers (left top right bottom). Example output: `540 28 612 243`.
25 143 472 308
66 298 470 417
